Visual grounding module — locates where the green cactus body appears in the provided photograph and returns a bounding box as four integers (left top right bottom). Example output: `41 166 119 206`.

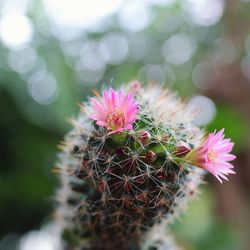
55 84 205 250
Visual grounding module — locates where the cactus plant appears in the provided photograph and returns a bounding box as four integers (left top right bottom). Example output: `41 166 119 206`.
54 83 236 250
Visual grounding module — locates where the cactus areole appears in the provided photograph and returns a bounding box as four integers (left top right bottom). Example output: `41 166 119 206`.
55 83 236 250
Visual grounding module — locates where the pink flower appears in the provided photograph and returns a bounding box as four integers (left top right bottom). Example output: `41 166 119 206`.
186 129 236 183
90 87 139 134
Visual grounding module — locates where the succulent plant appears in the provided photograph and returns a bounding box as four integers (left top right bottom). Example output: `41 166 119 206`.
54 83 236 250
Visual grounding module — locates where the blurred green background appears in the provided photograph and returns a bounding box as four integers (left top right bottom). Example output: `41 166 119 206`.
0 0 250 249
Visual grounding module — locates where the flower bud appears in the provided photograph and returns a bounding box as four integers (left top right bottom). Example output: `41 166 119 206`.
116 147 125 156
174 142 191 157
137 130 151 145
144 150 156 163
97 180 107 193
128 80 141 93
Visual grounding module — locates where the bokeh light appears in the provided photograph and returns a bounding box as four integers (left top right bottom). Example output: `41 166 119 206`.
42 0 123 28
182 0 224 26
27 71 59 105
192 61 217 90
162 34 197 65
188 95 217 126
0 9 33 49
101 33 129 65
118 2 152 32
19 225 61 250
240 56 250 80
7 47 37 74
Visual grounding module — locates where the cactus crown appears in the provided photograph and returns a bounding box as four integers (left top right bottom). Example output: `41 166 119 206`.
55 83 235 250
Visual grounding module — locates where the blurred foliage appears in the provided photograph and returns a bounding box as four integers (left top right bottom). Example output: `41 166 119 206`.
171 188 240 250
0 89 59 236
207 105 248 151
0 0 250 249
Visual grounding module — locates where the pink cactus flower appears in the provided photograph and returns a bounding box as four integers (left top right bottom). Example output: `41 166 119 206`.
90 87 139 134
186 129 236 183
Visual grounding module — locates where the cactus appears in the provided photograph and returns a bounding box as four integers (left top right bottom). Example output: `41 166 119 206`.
54 83 236 250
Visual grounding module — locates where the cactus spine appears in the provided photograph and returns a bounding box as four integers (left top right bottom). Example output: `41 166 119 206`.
55 83 205 250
